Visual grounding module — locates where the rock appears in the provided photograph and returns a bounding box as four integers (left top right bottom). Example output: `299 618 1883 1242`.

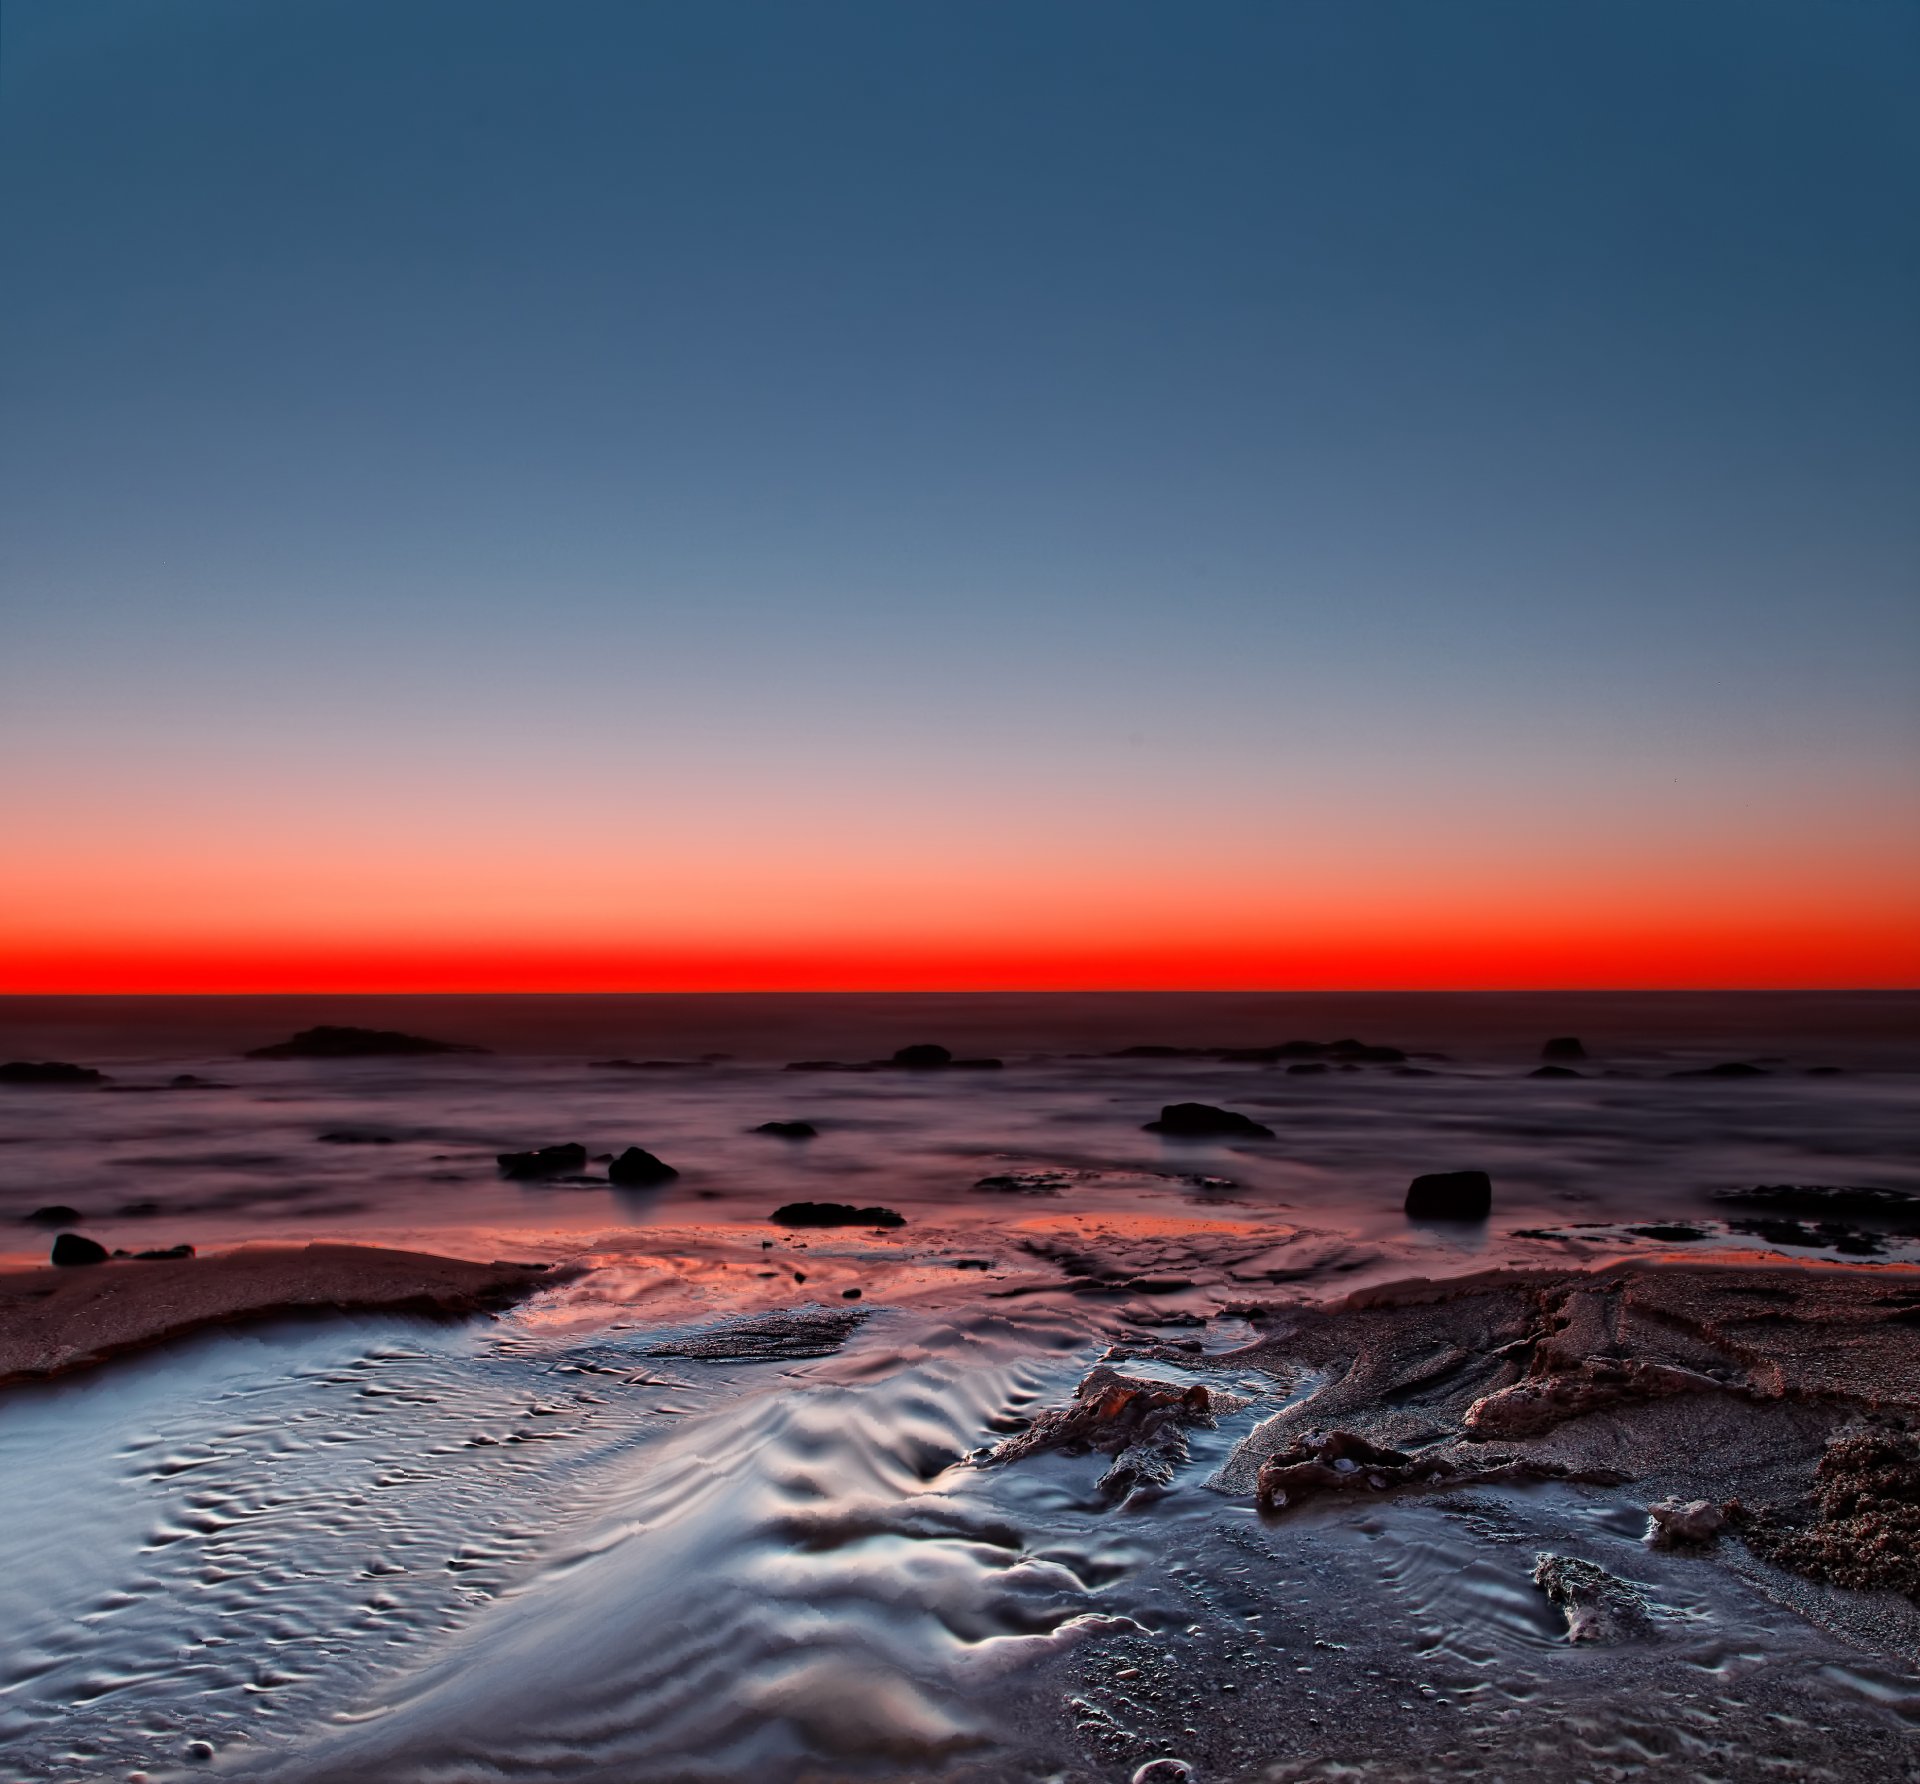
1670 1061 1768 1079
989 1365 1244 1496
1143 1102 1275 1140
891 1043 953 1068
842 1287 863 1299
1645 1498 1726 1548
589 1058 701 1070
771 1201 905 1228
1133 1762 1195 1783
973 1171 1071 1195
497 1143 589 1180
1404 1169 1492 1219
245 1026 486 1060
1733 1421 1920 1596
754 1120 818 1139
646 1307 867 1361
1110 1044 1203 1058
1286 1061 1329 1075
1626 1222 1707 1242
0 1060 106 1086
1256 1430 1434 1508
26 1205 85 1226
1729 1215 1884 1255
1713 1184 1920 1224
608 1146 678 1187
1465 1358 1728 1438
316 1131 394 1145
1528 1065 1582 1079
51 1234 109 1266
1541 1036 1588 1061
1531 1553 1652 1642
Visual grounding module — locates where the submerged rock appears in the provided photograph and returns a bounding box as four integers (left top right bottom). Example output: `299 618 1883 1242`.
0 1061 106 1086
1714 1183 1920 1225
771 1201 905 1229
1404 1169 1492 1220
1144 1102 1275 1140
1531 1553 1653 1642
50 1234 109 1266
645 1307 868 1361
1646 1497 1727 1549
497 1143 589 1180
973 1171 1072 1195
608 1146 678 1187
246 1026 486 1060
754 1120 818 1139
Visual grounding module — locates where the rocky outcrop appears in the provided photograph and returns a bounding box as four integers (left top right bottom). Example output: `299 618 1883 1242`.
608 1146 678 1187
0 1061 106 1086
1540 1036 1588 1061
1733 1420 1920 1597
770 1201 905 1228
1531 1553 1652 1642
988 1365 1244 1496
246 1026 486 1060
1404 1169 1492 1219
497 1143 589 1179
1464 1358 1731 1439
50 1234 108 1266
1645 1497 1726 1548
1143 1103 1275 1140
754 1120 819 1139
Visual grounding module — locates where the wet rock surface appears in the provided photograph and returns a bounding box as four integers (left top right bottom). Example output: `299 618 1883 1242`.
607 1145 678 1187
770 1200 906 1228
497 1143 589 1180
642 1306 869 1361
1404 1169 1492 1219
1531 1552 1653 1642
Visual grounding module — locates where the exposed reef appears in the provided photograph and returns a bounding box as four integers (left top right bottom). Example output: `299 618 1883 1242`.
1143 1103 1275 1140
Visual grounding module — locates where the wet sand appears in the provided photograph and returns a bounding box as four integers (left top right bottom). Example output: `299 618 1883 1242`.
0 1244 557 1386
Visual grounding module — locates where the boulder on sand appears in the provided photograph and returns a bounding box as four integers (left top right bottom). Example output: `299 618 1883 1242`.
51 1234 109 1267
608 1146 678 1187
1404 1169 1493 1220
1143 1102 1275 1140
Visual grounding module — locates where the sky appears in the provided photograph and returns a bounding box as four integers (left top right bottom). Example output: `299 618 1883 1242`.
2 0 1916 992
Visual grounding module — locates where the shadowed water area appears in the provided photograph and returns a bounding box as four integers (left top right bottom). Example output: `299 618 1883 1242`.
1 994 1916 1781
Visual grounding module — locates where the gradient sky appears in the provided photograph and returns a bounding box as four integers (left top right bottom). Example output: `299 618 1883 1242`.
3 0 1916 991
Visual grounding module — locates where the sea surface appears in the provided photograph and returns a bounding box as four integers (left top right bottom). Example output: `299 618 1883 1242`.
1 992 1916 1781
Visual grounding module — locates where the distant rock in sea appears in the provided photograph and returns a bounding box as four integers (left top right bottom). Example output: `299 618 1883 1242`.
754 1120 818 1139
51 1234 110 1267
608 1146 678 1187
497 1143 589 1179
1143 1102 1276 1140
770 1201 906 1229
246 1026 487 1060
1529 1065 1583 1078
1712 1183 1920 1224
26 1205 86 1226
1541 1036 1588 1061
1404 1169 1493 1220
1670 1061 1769 1079
0 1061 107 1086
785 1045 1002 1072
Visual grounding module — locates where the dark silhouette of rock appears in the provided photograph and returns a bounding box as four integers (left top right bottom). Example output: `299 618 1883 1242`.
317 1131 395 1145
116 1201 162 1219
590 1058 701 1071
1 1061 106 1086
608 1146 678 1187
892 1043 953 1068
126 1244 195 1261
974 1171 1071 1195
1110 1045 1205 1058
1405 1169 1492 1219
1143 1103 1275 1140
644 1307 867 1361
754 1120 818 1139
1670 1061 1768 1079
1541 1037 1588 1061
770 1201 905 1229
497 1143 588 1180
1627 1223 1707 1242
784 1059 868 1072
1712 1184 1920 1224
51 1233 109 1266
1286 1061 1329 1075
169 1074 222 1089
1729 1216 1884 1255
246 1026 486 1060
1529 1065 1582 1078
26 1205 85 1226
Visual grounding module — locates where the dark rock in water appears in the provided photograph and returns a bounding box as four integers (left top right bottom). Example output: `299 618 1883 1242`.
26 1205 85 1226
590 1058 701 1071
646 1307 868 1361
771 1201 905 1229
167 1074 221 1089
1325 1038 1407 1063
891 1043 953 1068
989 1365 1246 1497
246 1026 486 1060
317 1131 395 1145
1541 1036 1588 1061
497 1143 589 1180
1256 1429 1427 1508
1529 1065 1582 1079
116 1201 162 1219
1286 1061 1329 1075
783 1059 868 1073
1645 1497 1727 1549
1670 1060 1768 1079
1 1060 107 1086
754 1120 818 1139
1627 1223 1707 1242
128 1243 195 1261
1405 1169 1492 1220
1466 1357 1727 1438
974 1171 1072 1195
51 1233 109 1266
608 1146 678 1188
1144 1102 1275 1140
842 1287 862 1299
1713 1183 1920 1225
1110 1044 1205 1058
1531 1553 1652 1643
1729 1216 1884 1255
